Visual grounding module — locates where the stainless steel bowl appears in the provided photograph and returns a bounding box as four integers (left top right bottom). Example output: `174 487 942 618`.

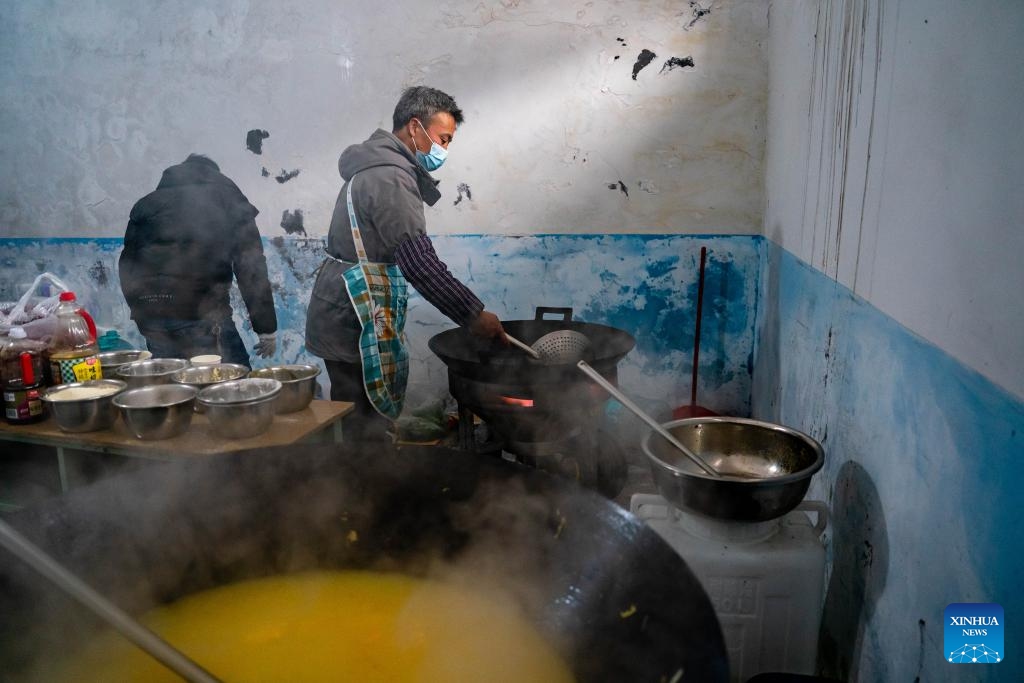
247 364 321 413
40 380 127 433
116 358 189 389
642 417 824 522
171 363 250 413
113 384 197 440
197 378 281 439
96 349 152 375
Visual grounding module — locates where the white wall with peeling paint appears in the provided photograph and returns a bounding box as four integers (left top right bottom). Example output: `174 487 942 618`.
764 0 1024 399
0 0 767 239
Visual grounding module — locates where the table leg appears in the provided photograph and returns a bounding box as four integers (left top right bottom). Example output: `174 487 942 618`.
457 403 474 453
57 446 69 493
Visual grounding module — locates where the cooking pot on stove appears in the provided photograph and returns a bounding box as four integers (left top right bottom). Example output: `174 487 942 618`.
0 444 727 682
429 307 635 384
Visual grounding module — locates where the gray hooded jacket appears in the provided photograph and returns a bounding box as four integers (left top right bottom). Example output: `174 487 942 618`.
305 129 442 362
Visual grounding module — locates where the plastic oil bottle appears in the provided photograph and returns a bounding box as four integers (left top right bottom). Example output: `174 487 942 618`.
47 291 102 385
2 327 47 424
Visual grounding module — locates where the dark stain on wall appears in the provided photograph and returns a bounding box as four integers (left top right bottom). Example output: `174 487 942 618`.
246 129 270 155
631 49 657 80
280 209 306 236
454 182 473 206
914 619 926 683
275 169 301 184
606 181 629 197
87 260 109 286
660 56 695 74
683 1 712 31
261 167 270 178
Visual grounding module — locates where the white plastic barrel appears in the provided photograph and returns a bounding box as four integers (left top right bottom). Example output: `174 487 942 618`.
631 494 828 683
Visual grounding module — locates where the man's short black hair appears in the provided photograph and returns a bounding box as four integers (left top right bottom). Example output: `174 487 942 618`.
392 86 464 131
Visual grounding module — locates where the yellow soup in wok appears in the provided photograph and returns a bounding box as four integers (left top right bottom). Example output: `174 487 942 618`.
33 570 575 683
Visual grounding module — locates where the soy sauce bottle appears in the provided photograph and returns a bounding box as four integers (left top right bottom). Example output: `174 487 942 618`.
2 327 47 424
47 291 102 385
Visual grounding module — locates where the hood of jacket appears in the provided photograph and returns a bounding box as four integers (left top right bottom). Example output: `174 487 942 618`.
156 155 236 190
129 155 248 223
338 129 442 206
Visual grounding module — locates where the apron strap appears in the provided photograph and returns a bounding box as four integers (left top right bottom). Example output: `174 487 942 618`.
346 179 369 264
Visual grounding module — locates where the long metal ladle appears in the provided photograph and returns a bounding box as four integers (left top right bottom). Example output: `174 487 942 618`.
0 518 223 683
575 360 722 478
505 333 542 360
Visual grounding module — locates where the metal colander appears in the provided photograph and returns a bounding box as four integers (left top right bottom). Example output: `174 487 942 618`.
530 329 591 364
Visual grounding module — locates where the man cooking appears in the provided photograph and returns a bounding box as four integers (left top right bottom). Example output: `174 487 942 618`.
305 86 506 440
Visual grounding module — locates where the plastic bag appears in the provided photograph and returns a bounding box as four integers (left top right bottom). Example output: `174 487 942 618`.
0 272 72 337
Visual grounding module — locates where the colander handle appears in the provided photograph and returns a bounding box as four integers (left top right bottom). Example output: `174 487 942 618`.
535 307 572 321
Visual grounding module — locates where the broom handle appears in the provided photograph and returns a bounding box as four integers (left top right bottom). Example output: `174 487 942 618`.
690 247 707 406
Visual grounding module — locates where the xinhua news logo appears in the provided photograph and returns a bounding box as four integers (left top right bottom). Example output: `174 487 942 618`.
945 603 1003 664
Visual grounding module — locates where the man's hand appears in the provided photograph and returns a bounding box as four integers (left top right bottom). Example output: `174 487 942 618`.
468 310 506 342
254 332 277 358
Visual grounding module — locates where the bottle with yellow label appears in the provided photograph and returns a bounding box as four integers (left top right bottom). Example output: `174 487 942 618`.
47 291 103 384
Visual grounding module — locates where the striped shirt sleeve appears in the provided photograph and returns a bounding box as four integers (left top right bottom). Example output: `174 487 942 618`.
394 234 484 326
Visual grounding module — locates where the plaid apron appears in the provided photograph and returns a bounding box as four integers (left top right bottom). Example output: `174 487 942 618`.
340 175 410 419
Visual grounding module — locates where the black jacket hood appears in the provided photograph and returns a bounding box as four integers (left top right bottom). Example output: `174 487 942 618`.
338 129 442 206
130 156 245 223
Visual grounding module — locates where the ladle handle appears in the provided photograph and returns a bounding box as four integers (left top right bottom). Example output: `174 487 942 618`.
505 333 542 360
0 519 223 683
575 361 721 478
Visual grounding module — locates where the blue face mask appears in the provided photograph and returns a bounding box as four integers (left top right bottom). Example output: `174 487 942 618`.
414 120 447 172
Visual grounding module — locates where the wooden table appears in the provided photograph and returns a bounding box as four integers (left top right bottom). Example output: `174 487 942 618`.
0 400 354 497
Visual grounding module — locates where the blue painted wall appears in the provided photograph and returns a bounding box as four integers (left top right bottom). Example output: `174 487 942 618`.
0 235 760 425
752 241 1024 682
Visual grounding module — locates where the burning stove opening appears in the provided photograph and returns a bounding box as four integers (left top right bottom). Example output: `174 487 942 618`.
499 395 534 408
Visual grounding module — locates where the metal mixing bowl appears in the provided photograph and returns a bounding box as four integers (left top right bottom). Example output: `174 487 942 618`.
642 417 824 522
40 380 127 433
197 378 281 439
96 349 152 375
247 364 321 413
116 358 189 389
113 384 197 440
171 363 249 412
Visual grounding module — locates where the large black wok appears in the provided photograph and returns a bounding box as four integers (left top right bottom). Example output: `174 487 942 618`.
429 307 635 383
0 444 727 682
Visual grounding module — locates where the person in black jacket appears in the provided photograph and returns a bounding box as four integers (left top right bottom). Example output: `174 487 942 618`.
119 154 277 367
